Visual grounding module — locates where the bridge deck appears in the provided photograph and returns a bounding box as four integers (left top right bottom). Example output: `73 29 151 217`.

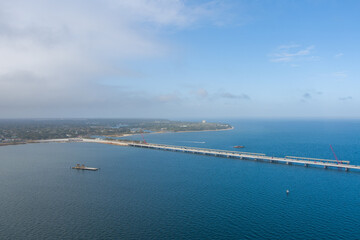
128 142 360 172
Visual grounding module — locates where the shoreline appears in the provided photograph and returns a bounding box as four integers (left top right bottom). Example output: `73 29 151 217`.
0 126 234 146
0 142 27 147
109 126 235 138
159 126 235 134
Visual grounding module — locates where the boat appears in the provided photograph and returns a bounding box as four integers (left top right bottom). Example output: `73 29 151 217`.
233 145 245 149
72 164 99 171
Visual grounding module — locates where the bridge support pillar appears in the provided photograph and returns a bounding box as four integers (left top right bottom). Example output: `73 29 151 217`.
345 168 349 171
324 166 327 169
305 164 308 167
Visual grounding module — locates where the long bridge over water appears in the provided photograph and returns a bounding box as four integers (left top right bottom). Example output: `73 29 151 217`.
79 138 360 172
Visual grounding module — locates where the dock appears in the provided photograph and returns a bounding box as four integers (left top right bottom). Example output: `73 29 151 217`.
128 142 360 172
72 164 99 171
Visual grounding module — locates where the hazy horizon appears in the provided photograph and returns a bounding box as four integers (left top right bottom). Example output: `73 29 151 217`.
2 117 360 121
1 0 359 119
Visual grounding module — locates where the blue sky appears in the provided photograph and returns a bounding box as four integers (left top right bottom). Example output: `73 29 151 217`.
0 0 359 119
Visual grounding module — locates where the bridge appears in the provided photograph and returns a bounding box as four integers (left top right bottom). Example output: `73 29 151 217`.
127 142 360 172
76 138 360 172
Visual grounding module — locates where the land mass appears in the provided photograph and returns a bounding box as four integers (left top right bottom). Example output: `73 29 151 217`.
0 119 232 144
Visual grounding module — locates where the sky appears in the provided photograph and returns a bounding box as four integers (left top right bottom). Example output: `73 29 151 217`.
0 0 359 119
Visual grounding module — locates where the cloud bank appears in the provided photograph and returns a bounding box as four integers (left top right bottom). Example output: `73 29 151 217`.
0 0 229 117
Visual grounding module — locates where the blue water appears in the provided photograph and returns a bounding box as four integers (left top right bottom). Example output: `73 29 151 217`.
1 120 360 239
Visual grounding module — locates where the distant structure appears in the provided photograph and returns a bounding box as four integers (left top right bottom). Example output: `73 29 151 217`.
72 164 98 171
202 120 206 123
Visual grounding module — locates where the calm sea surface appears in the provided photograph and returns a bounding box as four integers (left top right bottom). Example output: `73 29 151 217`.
1 120 360 239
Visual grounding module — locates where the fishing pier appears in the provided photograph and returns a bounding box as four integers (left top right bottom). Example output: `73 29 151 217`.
64 138 360 172
127 142 360 172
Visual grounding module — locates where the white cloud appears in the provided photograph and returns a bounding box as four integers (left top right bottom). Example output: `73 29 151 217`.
109 0 219 28
189 88 250 101
277 44 300 49
334 53 344 58
155 92 181 103
270 45 315 63
220 92 250 100
333 71 347 79
193 88 209 99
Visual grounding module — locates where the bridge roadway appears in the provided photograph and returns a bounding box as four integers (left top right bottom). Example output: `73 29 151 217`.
128 142 360 172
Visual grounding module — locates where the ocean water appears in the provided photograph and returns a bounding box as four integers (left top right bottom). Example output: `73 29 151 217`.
1 120 360 239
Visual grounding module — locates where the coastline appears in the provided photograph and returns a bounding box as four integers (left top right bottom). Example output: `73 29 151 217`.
0 126 234 146
110 126 235 138
0 142 27 147
159 126 235 134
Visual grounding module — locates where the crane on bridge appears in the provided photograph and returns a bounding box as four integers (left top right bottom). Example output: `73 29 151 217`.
140 132 147 144
330 144 341 164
